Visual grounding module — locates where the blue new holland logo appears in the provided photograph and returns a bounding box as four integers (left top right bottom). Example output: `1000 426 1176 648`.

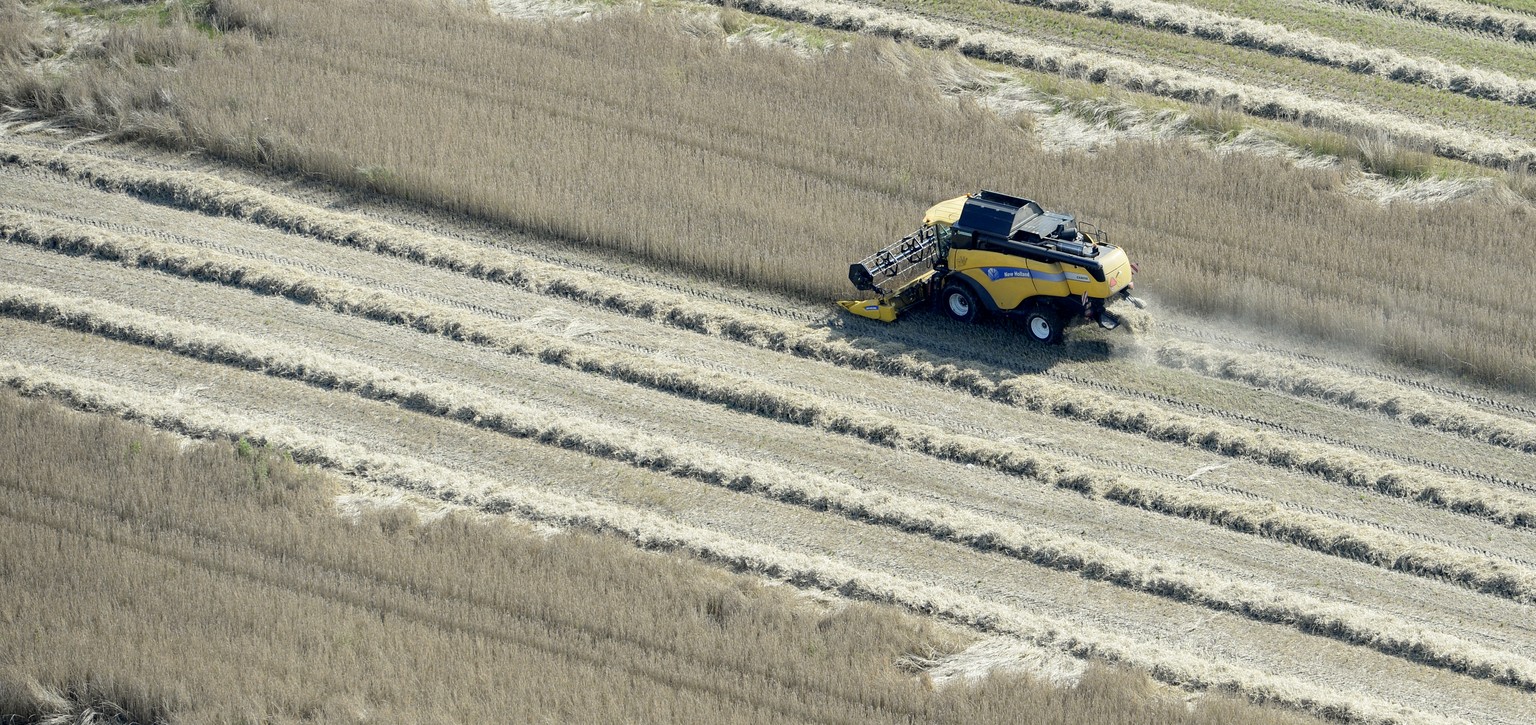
982 267 1067 283
983 267 1030 281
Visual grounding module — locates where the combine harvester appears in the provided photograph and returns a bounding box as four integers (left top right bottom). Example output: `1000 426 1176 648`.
839 190 1141 344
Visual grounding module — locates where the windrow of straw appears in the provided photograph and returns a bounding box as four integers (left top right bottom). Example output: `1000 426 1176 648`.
986 374 1536 528
0 359 1476 725
5 279 1534 606
6 205 1535 533
4 285 1535 692
1325 0 1536 44
720 0 1536 169
1005 0 1536 108
2 383 1345 725
1156 339 1536 454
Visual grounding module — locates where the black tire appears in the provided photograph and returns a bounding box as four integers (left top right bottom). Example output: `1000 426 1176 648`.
1023 307 1065 344
940 284 981 324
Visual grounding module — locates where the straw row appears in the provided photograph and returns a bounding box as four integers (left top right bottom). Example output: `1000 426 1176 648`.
0 359 1457 725
1156 339 1536 454
4 276 1533 605
4 285 1535 691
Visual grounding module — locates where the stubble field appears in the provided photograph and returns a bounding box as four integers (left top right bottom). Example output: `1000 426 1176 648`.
2 137 1535 723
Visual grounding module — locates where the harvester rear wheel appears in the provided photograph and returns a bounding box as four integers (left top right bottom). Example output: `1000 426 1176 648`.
1023 308 1064 345
941 284 981 324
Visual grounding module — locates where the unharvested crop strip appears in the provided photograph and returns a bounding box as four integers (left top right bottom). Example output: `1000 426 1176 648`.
0 490 864 724
5 276 1534 608
1156 339 1536 454
5 288 1535 692
1003 0 1536 108
0 361 1480 725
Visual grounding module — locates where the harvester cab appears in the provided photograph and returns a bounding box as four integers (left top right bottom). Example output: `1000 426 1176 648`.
838 190 1141 344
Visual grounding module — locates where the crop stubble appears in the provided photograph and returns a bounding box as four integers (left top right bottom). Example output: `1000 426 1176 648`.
2 149 1535 723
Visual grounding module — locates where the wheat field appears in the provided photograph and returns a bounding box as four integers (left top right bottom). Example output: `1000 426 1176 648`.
3 0 1536 722
2 0 1534 391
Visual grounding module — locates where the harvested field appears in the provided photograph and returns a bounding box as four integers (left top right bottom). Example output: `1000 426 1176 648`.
994 0 1536 108
2 139 1535 724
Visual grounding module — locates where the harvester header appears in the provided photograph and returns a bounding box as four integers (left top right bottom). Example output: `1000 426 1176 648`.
839 190 1140 343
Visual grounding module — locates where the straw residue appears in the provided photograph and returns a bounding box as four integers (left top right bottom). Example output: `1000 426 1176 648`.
0 359 1478 725
4 285 1536 691
1157 339 1536 454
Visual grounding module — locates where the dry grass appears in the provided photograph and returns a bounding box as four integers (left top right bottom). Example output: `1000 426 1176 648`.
0 1 51 63
5 280 1536 693
1 0 1533 397
0 384 1337 725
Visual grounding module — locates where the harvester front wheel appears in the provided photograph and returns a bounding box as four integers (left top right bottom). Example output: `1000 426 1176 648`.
941 284 981 324
1023 308 1064 345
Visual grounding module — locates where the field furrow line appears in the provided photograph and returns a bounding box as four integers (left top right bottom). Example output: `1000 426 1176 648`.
1156 339 1536 454
8 206 1536 565
1001 0 1536 108
765 320 1535 495
0 365 1467 725
346 207 829 324
6 287 1536 693
9 231 1536 607
1320 0 1536 44
1159 321 1536 423
984 374 1536 527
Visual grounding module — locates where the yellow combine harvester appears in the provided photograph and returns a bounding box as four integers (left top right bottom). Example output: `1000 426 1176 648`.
838 190 1140 344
